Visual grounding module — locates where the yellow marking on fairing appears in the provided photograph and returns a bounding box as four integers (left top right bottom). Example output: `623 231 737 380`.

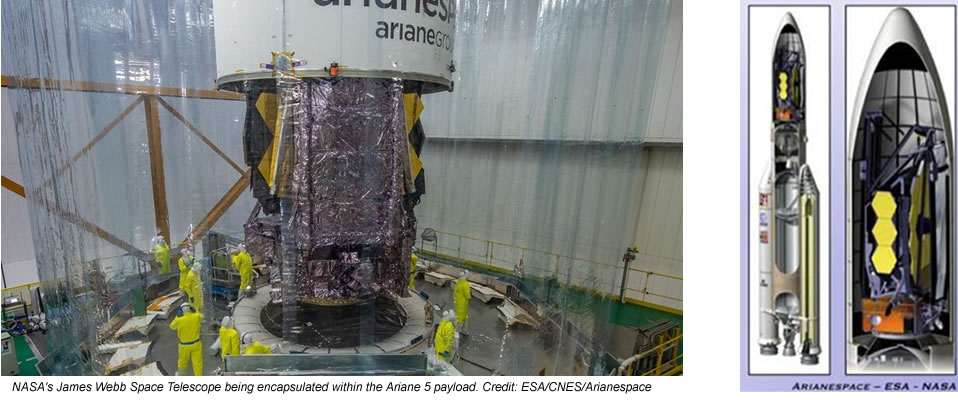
778 72 789 100
871 191 898 275
409 146 422 178
403 93 424 178
255 93 282 188
909 167 932 286
403 93 424 134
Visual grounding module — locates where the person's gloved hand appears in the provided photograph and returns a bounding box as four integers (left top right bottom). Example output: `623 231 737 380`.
441 351 450 359
177 308 184 317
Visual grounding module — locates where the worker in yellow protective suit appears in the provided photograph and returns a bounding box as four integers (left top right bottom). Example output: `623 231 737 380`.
408 251 418 291
243 343 272 354
185 262 204 311
170 302 203 376
231 244 253 297
434 310 457 362
151 234 170 274
178 250 194 292
219 316 240 360
453 271 472 334
241 333 280 354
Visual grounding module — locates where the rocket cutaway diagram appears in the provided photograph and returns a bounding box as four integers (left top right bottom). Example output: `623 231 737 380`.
847 8 954 373
758 13 821 366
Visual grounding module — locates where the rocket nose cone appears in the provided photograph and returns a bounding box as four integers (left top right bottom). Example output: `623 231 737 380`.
870 7 930 72
800 166 819 194
882 7 919 32
774 12 804 55
779 12 798 32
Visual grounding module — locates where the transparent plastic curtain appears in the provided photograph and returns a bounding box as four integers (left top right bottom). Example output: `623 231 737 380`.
3 0 674 376
2 0 252 375
415 0 671 375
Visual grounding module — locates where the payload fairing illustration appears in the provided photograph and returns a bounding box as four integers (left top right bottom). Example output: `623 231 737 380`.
758 13 821 365
847 8 954 373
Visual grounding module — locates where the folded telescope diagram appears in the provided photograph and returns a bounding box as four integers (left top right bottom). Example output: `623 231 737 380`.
847 8 954 373
758 13 822 366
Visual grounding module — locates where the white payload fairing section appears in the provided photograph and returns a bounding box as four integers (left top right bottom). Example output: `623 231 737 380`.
758 13 821 365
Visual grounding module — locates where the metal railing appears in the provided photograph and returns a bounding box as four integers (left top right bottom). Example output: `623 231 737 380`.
417 229 682 309
610 333 683 376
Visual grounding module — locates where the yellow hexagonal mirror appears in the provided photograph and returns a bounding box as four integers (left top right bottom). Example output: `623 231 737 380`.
871 191 896 218
871 246 897 275
871 219 897 246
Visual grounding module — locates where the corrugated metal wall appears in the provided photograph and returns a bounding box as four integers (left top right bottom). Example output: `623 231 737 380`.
422 0 671 142
646 0 683 144
627 147 683 310
624 0 683 310
417 0 683 311
417 140 646 293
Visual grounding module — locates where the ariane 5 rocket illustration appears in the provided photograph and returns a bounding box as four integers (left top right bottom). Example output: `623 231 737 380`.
758 13 821 365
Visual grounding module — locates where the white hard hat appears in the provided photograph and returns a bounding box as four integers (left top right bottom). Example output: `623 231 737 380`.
180 302 193 313
221 316 234 328
237 243 246 252
270 343 281 353
443 310 453 320
241 332 253 345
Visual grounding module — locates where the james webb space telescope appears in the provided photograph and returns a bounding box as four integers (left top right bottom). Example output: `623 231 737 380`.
211 1 455 371
847 8 954 373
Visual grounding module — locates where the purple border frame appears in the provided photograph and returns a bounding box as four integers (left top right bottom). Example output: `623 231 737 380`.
740 0 958 392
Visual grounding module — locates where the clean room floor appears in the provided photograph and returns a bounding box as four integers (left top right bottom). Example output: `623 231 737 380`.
91 266 602 376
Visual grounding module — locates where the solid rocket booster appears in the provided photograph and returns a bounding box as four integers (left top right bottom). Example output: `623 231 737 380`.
758 163 779 354
799 165 820 363
757 12 820 365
